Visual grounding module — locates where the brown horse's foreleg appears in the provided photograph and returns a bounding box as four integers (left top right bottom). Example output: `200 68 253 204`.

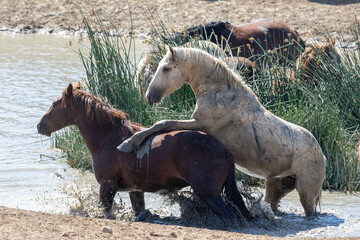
129 191 145 216
265 176 296 211
100 181 117 219
118 119 204 153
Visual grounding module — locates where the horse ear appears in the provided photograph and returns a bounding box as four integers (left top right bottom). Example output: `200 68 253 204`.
167 45 176 61
65 83 73 97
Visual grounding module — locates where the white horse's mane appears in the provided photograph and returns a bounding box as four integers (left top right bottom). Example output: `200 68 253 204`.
174 47 257 98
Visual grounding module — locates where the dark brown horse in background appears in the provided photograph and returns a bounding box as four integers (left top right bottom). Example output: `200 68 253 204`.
183 19 305 61
37 84 253 227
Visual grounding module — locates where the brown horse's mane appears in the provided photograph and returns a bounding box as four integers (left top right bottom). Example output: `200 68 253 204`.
68 88 143 132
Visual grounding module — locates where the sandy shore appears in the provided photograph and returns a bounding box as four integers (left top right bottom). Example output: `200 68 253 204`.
1 0 360 239
2 206 360 240
0 0 359 41
0 206 285 240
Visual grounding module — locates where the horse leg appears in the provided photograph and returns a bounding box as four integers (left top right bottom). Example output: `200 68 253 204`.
129 191 145 216
191 179 238 227
118 119 203 153
224 157 253 220
296 174 323 216
265 176 296 211
202 195 238 228
99 181 117 219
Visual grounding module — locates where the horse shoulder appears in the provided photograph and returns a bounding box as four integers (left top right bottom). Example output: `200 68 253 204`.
190 101 216 130
192 90 254 132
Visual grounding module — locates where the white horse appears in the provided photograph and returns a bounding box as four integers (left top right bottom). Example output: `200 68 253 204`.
118 46 326 216
135 40 226 95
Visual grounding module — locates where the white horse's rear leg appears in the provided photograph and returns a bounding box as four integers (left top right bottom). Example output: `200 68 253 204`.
296 174 323 216
265 176 296 211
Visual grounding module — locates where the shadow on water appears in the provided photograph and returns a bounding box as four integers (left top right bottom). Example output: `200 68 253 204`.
130 205 344 237
64 176 355 238
255 211 344 237
119 189 347 237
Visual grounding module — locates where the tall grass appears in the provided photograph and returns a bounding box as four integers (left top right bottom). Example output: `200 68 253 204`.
53 11 195 169
52 126 92 171
55 11 360 192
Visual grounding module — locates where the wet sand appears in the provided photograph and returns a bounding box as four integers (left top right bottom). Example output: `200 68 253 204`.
2 206 360 240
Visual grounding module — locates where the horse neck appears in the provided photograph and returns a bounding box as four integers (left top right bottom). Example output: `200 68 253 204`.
72 106 133 158
183 50 256 99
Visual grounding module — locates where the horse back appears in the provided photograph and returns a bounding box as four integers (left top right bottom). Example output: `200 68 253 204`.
232 20 299 42
229 20 303 59
133 130 231 193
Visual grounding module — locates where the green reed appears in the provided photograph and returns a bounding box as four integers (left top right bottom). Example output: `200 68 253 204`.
54 11 360 191
52 126 92 171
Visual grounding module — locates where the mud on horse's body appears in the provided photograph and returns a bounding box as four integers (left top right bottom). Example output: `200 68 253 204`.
119 46 326 216
37 84 253 227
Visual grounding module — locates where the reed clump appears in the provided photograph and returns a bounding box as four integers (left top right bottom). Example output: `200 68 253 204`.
54 12 360 192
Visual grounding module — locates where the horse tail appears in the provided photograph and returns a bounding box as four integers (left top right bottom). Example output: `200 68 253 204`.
315 189 322 213
224 150 253 220
316 154 326 214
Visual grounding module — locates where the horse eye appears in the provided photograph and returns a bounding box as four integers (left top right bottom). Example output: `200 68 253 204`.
163 66 170 72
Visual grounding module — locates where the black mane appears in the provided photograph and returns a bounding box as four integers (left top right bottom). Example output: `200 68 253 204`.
170 21 232 44
186 21 230 38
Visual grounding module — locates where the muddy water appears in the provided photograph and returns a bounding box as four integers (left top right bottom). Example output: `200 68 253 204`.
0 32 359 237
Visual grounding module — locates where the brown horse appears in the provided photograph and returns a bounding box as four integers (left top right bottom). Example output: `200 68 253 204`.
271 38 340 93
296 38 340 86
37 83 253 226
183 19 305 61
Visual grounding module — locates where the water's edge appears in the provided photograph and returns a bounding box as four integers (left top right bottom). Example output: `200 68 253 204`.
0 32 359 238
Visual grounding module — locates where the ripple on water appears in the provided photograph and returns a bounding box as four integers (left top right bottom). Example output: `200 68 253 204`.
0 33 87 213
0 32 149 214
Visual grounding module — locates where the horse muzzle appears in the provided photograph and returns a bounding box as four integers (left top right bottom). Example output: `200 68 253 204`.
146 91 162 106
37 122 51 137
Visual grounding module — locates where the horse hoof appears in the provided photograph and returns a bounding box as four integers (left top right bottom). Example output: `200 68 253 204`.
105 212 116 220
135 209 151 222
117 142 133 153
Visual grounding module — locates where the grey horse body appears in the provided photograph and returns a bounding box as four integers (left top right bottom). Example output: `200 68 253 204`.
119 47 326 216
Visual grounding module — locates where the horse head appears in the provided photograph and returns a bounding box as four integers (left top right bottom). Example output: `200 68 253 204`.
37 83 75 136
146 46 188 105
323 38 340 65
296 38 340 85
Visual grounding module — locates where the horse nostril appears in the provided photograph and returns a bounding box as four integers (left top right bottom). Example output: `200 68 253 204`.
37 122 46 133
146 94 152 104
